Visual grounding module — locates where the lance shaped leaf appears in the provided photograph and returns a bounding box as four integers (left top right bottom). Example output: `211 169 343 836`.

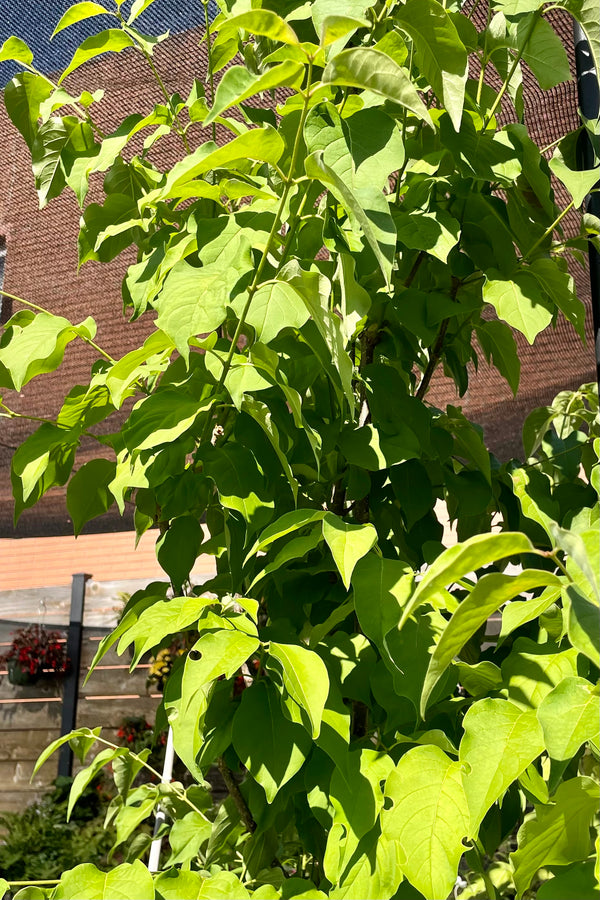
53 861 154 900
381 744 469 900
167 629 259 778
117 595 216 666
232 681 311 803
476 319 521 396
268 642 329 738
537 676 600 762
510 777 599 898
59 29 134 83
160 126 284 197
395 0 468 131
305 150 396 286
498 586 561 646
399 531 534 630
52 2 114 37
565 583 600 667
421 569 561 715
352 553 414 650
459 698 545 836
322 47 432 125
205 61 304 124
322 513 377 589
221 10 299 45
122 391 212 452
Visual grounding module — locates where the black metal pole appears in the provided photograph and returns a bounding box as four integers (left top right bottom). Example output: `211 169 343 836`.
572 22 600 391
58 573 90 777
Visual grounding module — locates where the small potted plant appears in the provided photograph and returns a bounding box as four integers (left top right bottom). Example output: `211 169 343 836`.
1 624 70 686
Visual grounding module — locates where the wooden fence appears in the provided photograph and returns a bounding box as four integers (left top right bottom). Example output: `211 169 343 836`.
0 623 159 813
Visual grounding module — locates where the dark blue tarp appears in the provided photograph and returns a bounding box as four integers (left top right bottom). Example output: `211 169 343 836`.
0 0 216 87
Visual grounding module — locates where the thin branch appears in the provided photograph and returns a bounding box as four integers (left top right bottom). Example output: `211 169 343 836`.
217 756 256 833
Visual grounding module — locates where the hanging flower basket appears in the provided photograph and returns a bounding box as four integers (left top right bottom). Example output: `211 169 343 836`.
6 657 40 686
1 624 70 686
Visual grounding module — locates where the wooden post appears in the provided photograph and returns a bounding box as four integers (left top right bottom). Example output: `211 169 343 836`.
58 573 90 777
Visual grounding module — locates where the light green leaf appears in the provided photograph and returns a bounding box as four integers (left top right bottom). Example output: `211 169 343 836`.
158 126 284 199
240 279 310 345
352 554 413 651
386 608 453 717
167 629 259 778
395 0 468 131
320 15 369 48
53 861 154 900
529 257 586 339
52 2 114 37
0 36 34 65
67 747 127 819
155 255 247 361
59 29 134 84
167 811 212 866
455 660 503 697
4 72 54 152
232 681 311 802
382 745 469 900
221 10 300 45
66 458 115 536
322 513 377 589
269 642 329 738
246 509 326 561
322 47 432 125
0 310 94 390
498 586 562 645
127 0 158 24
483 272 554 344
33 727 98 775
502 638 579 709
114 785 158 847
421 569 560 716
537 676 600 762
155 870 250 900
305 150 396 285
459 698 545 836
549 153 600 209
122 391 211 452
105 330 173 408
510 777 599 898
205 61 304 125
399 532 535 630
394 208 461 263
566 584 600 666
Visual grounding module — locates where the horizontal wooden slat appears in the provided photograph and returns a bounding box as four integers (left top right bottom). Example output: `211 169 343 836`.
0 728 60 761
0 790 48 813
0 759 55 790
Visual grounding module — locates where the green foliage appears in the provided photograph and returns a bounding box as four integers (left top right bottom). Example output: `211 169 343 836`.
1 1 599 898
0 777 115 882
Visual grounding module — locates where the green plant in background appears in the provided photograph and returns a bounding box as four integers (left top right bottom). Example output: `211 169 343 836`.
0 0 599 898
0 777 115 882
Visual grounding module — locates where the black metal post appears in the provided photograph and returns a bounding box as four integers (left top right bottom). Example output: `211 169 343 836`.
573 22 600 390
58 573 90 777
